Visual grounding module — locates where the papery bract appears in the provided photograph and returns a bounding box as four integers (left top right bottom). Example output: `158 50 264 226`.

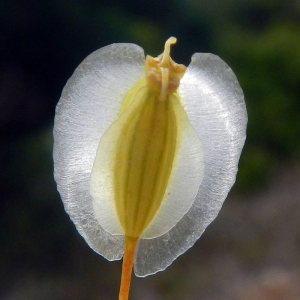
53 37 247 300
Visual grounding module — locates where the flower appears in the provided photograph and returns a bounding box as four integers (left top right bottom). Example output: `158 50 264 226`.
53 37 247 299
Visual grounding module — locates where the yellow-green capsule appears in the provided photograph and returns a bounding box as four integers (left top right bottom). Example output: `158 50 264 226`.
53 37 247 300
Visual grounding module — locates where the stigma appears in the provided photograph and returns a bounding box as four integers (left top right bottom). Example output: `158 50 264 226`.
145 37 187 101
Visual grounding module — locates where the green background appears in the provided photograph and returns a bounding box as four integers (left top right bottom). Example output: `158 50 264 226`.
1 0 300 299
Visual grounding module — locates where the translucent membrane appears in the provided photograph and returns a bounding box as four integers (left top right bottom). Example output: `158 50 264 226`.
134 53 247 276
53 44 145 260
54 43 247 277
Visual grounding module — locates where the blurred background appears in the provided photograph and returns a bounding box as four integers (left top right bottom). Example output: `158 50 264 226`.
1 0 300 299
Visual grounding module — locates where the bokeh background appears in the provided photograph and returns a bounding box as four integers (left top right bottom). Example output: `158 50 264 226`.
1 0 300 299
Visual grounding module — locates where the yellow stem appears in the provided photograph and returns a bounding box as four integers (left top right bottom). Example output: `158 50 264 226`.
118 236 139 300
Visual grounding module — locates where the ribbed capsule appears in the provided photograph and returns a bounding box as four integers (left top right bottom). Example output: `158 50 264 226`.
90 86 203 240
53 37 247 300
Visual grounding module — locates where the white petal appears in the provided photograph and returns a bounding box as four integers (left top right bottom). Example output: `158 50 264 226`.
134 53 247 276
53 43 145 260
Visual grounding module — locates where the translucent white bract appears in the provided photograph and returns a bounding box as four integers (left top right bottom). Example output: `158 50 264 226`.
53 43 247 276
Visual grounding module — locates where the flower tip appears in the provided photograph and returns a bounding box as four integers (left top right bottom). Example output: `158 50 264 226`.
161 37 177 66
166 36 177 45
